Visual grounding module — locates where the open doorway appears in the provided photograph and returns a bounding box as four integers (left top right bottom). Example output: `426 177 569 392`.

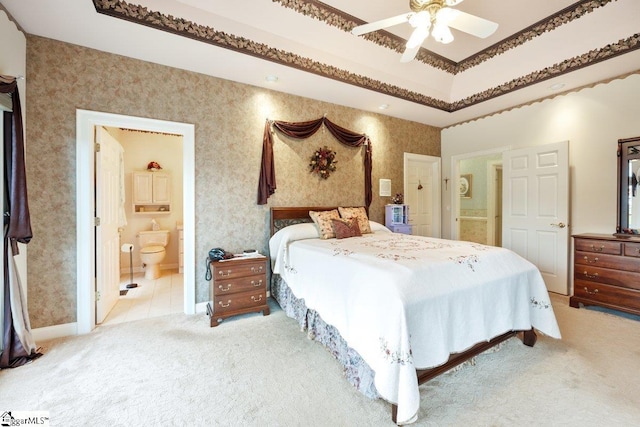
450 148 507 245
100 127 184 325
76 110 195 334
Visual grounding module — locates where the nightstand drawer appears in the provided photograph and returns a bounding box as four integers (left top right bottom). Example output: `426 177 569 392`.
213 260 266 279
213 275 265 296
214 290 267 314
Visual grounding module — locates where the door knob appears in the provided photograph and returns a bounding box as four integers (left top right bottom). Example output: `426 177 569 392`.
550 222 567 228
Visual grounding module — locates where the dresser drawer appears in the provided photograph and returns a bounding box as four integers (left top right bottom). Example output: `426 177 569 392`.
574 265 640 291
574 279 640 311
212 259 266 280
213 289 267 314
213 275 265 296
574 238 621 255
575 251 640 273
623 242 640 258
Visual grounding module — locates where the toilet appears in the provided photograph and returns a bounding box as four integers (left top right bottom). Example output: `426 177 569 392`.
137 230 170 280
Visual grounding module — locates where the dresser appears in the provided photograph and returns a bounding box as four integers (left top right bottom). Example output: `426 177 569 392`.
207 256 270 327
571 234 640 316
385 204 413 235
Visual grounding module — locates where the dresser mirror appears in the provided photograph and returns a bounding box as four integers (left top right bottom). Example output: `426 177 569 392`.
617 136 640 234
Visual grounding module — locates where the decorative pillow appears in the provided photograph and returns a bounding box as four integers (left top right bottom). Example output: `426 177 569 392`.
331 218 362 239
309 209 340 239
338 206 372 234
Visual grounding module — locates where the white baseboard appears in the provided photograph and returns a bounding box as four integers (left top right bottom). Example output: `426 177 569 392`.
32 322 77 342
120 263 179 275
33 302 208 342
195 301 208 314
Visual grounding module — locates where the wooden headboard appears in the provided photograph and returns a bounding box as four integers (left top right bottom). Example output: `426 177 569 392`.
270 206 337 236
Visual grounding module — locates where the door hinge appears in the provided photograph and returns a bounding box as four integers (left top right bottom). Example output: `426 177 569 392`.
96 290 101 302
95 142 100 152
94 217 101 226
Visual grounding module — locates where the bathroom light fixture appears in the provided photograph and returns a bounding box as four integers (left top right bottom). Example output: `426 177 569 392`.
265 75 279 83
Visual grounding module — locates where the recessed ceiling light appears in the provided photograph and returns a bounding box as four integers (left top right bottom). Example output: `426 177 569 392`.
549 83 565 91
378 104 389 110
265 75 278 83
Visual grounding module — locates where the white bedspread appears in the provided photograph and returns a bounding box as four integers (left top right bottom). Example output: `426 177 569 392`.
270 223 561 424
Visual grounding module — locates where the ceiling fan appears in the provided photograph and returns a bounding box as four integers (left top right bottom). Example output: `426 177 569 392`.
351 0 498 63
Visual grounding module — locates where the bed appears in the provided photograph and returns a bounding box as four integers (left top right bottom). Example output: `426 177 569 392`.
268 206 561 424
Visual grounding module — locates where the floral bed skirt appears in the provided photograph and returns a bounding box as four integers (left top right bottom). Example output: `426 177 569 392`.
271 274 380 400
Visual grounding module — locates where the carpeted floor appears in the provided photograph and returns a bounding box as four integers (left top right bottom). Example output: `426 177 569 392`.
1 294 639 426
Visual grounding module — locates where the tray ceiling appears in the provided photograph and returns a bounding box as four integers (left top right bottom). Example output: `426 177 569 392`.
2 0 639 127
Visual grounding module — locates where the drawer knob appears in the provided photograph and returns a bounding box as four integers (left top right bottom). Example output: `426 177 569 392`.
218 270 231 277
251 295 263 303
218 300 231 308
590 244 604 252
583 287 599 295
251 266 264 273
583 256 598 264
219 284 232 292
583 271 599 279
251 279 263 287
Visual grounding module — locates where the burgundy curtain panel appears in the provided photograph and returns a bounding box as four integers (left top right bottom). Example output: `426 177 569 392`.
1 75 41 368
257 116 372 209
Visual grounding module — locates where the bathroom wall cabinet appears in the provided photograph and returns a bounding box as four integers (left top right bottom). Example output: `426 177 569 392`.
133 171 171 214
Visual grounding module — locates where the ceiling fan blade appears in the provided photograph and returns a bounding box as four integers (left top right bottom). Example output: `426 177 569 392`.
440 9 498 38
400 44 421 63
351 13 411 36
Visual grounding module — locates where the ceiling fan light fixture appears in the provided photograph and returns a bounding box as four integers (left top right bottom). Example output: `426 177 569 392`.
432 23 454 44
407 25 430 48
408 11 430 28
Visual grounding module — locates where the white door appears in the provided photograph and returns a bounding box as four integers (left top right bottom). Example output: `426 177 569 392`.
502 141 569 294
404 153 441 237
95 126 123 323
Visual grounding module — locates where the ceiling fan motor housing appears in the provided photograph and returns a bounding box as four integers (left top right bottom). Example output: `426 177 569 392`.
410 0 463 13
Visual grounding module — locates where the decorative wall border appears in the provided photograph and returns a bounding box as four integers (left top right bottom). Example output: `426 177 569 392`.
273 0 617 74
92 0 638 113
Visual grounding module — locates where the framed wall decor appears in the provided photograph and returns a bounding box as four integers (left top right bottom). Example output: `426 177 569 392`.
460 174 472 198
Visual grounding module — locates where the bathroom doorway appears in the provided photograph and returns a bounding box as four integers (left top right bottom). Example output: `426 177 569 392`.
76 110 195 334
101 126 184 325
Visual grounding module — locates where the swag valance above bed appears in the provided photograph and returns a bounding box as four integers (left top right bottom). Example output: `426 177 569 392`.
257 116 372 209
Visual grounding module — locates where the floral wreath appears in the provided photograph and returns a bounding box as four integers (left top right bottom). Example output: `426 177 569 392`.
309 146 337 179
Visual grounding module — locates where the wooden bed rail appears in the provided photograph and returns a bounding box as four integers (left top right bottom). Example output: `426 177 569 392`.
391 329 537 424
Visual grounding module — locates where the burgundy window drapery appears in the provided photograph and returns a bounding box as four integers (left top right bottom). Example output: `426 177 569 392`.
257 116 372 209
1 75 41 368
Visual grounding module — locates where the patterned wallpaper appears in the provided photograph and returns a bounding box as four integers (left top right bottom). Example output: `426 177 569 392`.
25 35 440 328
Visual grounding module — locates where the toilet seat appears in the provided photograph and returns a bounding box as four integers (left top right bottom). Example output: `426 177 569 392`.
141 245 165 254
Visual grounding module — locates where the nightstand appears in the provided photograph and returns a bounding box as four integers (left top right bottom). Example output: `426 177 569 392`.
206 256 270 327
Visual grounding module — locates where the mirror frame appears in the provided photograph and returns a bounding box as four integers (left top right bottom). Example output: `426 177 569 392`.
617 136 640 234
